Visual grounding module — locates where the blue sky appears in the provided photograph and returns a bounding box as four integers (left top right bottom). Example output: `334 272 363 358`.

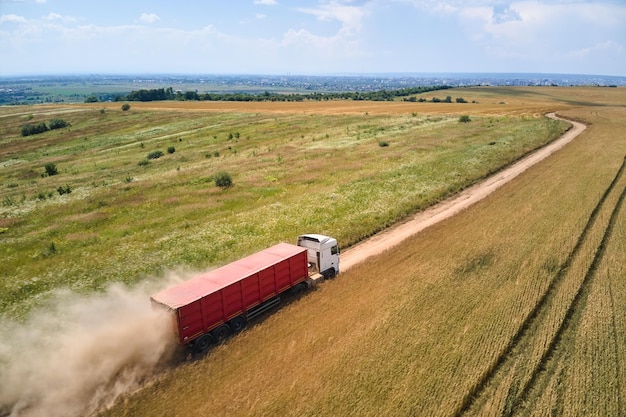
1 0 624 76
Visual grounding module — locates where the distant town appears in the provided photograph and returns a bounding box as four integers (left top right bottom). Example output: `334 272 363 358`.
1 73 624 105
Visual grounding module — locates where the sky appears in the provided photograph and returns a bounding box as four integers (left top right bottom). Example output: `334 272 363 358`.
0 0 625 76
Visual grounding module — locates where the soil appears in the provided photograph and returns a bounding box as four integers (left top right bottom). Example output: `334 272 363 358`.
340 113 586 271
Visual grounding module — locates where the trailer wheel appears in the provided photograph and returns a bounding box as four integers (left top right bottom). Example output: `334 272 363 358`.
290 282 307 296
212 324 230 343
194 334 213 353
228 316 247 333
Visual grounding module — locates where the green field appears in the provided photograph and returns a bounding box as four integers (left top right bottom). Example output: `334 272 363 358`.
1 87 625 417
0 99 568 319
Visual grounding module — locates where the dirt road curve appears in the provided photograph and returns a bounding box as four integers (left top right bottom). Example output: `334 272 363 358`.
340 113 586 271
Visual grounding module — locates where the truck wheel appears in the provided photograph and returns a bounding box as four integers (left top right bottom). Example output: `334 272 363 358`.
194 334 213 353
212 324 230 343
324 268 336 279
228 316 247 333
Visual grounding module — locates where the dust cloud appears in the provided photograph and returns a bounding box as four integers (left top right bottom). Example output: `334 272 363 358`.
0 280 182 417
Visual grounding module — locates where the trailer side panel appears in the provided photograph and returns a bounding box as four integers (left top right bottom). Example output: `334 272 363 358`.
151 242 308 346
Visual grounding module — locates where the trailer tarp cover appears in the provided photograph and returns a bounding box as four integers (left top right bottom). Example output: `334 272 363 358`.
150 242 307 309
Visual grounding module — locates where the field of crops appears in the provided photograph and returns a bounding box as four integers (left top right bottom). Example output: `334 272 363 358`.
1 87 625 417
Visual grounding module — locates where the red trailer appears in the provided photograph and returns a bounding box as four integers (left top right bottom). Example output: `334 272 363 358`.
151 242 311 352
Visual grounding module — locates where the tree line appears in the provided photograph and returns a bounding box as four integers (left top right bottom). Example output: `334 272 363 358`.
110 85 453 103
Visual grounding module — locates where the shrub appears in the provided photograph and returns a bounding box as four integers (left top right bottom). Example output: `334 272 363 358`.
121 103 131 111
167 146 176 154
3 196 15 207
459 115 472 123
57 184 72 195
44 163 58 177
138 159 150 166
378 140 389 147
147 150 164 160
456 97 468 103
49 119 69 130
43 241 57 257
214 172 233 188
21 122 49 137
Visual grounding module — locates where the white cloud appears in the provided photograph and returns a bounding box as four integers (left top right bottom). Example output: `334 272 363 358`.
35 0 47 3
567 40 624 59
297 2 370 35
254 0 278 5
256 13 267 19
138 13 160 24
43 13 76 23
0 14 28 24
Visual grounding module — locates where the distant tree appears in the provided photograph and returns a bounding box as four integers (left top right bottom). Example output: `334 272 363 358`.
49 118 69 130
444 96 452 103
21 122 49 136
456 97 468 103
121 103 131 111
85 95 99 103
184 91 199 100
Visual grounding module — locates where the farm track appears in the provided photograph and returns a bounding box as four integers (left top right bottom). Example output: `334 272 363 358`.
455 156 626 416
341 113 585 271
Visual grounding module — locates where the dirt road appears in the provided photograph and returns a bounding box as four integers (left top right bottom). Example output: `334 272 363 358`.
340 113 586 271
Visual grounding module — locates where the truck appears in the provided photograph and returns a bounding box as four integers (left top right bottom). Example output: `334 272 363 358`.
150 234 339 353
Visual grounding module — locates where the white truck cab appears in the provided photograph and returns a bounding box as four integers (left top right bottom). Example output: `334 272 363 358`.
297 234 340 279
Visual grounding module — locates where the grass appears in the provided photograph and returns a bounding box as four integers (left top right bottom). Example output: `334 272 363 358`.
0 99 568 318
1 87 625 416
